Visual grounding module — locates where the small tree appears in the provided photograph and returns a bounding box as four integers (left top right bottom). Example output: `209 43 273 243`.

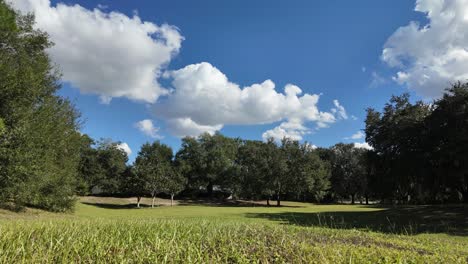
161 168 186 206
120 166 146 208
134 142 173 208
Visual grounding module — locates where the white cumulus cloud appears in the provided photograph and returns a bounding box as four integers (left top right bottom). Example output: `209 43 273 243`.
262 119 310 141
155 62 346 139
345 130 365 140
354 142 372 150
8 0 183 103
117 142 132 156
135 119 162 139
382 0 468 98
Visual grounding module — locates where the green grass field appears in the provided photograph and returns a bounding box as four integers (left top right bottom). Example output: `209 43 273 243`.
1 197 467 263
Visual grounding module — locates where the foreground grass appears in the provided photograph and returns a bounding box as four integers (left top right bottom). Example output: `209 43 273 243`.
0 198 467 263
2 218 467 263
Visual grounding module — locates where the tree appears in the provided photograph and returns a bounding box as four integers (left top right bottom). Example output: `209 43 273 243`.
198 132 239 196
134 142 173 208
329 143 367 204
236 140 271 200
120 165 146 208
299 144 331 202
0 2 82 211
175 133 239 197
263 138 288 207
94 139 128 194
160 168 186 206
427 83 468 202
175 136 206 192
365 94 431 203
76 134 100 195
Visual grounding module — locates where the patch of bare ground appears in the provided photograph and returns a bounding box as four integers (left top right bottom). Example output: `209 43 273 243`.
79 196 180 207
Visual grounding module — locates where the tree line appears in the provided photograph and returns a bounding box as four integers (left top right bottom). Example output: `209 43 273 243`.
365 84 468 204
1 1 468 212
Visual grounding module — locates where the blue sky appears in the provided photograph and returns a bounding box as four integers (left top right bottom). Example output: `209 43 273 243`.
12 0 465 162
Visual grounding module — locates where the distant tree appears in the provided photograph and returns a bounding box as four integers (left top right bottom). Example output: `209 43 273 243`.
175 136 205 192
299 143 331 202
134 142 173 208
198 132 239 196
330 143 367 204
175 133 238 197
76 134 100 195
236 140 270 200
365 94 431 203
120 165 146 208
94 139 128 194
160 167 186 206
280 139 331 204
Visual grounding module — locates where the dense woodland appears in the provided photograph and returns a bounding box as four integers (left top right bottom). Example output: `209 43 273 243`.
1 1 468 212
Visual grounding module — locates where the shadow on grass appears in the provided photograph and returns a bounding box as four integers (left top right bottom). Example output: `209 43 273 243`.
81 202 153 209
177 199 305 208
245 204 468 236
81 199 304 209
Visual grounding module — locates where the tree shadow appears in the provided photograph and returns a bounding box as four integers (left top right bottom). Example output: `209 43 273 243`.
177 199 305 208
245 204 468 236
81 202 152 209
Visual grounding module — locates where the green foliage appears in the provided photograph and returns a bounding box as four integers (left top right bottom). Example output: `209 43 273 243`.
365 83 468 203
0 2 81 212
75 136 129 195
0 118 5 135
133 141 183 206
93 139 128 194
175 132 240 195
175 134 331 205
328 143 368 204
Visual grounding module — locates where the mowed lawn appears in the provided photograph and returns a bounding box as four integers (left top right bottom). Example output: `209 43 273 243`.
0 197 467 263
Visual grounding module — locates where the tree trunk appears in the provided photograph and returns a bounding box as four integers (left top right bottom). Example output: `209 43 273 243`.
365 194 369 205
152 193 156 208
351 194 355 204
207 182 213 196
276 193 281 207
171 193 174 206
136 196 141 208
266 197 270 206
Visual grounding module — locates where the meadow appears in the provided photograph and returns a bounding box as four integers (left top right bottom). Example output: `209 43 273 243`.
0 197 467 263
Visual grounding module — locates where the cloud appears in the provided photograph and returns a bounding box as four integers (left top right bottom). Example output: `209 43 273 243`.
345 131 365 140
117 142 132 156
331 100 348 120
155 62 346 139
135 119 162 139
369 71 387 88
304 142 318 150
9 0 183 103
166 118 222 138
382 0 468 98
262 119 310 141
354 142 372 150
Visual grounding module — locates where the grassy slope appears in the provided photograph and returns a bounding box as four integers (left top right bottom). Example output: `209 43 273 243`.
1 197 467 263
